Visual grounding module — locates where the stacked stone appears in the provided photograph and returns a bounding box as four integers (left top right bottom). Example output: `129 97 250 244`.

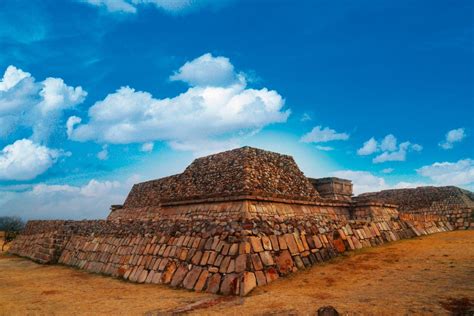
8 146 472 296
109 197 353 222
8 208 450 296
351 202 399 221
357 186 474 229
308 177 353 201
123 147 320 208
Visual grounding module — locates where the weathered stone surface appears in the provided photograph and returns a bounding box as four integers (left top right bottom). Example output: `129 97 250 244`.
250 237 264 253
235 254 247 273
9 146 472 299
171 265 188 287
161 262 177 284
194 270 209 292
265 267 279 283
220 273 239 295
206 274 221 294
183 267 202 290
240 272 257 296
317 306 340 316
275 250 294 275
259 251 275 266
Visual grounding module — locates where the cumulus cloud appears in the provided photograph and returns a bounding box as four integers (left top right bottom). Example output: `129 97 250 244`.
0 65 30 91
0 65 87 142
439 128 466 149
417 159 474 186
1 177 136 219
170 53 239 87
380 134 397 152
0 139 66 181
332 170 388 195
381 168 394 174
67 53 289 154
357 134 422 163
332 169 428 195
300 126 349 143
357 137 378 155
81 0 231 14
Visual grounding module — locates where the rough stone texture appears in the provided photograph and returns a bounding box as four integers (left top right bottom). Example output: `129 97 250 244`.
357 186 474 229
9 146 473 296
122 146 319 208
309 177 353 201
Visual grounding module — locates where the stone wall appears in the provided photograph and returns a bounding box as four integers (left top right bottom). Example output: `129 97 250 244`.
308 177 353 201
10 203 452 295
8 146 473 296
108 197 353 222
357 186 474 229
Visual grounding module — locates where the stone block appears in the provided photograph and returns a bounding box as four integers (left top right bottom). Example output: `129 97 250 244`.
220 273 239 295
183 267 202 290
259 251 275 266
275 250 294 275
240 272 257 296
206 273 221 294
170 265 188 287
250 236 264 252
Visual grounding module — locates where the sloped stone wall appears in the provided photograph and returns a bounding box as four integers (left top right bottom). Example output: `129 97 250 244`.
108 198 352 222
357 186 474 229
10 206 453 295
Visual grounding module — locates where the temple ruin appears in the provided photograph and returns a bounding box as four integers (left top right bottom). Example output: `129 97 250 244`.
9 146 474 295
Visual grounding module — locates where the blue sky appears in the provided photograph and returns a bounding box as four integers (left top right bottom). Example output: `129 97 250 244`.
0 0 472 219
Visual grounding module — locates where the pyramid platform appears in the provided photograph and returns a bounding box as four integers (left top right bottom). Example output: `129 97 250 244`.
9 147 473 295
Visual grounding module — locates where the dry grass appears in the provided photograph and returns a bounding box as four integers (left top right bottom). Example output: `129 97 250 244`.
0 230 473 315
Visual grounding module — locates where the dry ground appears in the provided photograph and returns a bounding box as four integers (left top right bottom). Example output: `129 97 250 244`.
0 230 473 316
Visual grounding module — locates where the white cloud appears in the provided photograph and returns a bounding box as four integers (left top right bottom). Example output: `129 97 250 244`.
380 134 397 152
79 179 120 197
357 137 378 155
381 168 394 174
1 177 136 220
170 53 239 87
0 139 65 181
66 116 82 138
169 138 240 157
81 0 231 14
332 170 389 195
300 113 311 122
332 169 429 195
140 142 154 152
411 143 423 152
439 128 466 150
357 134 422 163
373 141 422 163
67 53 290 154
38 78 86 114
315 145 333 151
0 65 87 142
82 0 137 13
0 65 31 91
417 159 474 186
97 144 109 160
300 126 349 143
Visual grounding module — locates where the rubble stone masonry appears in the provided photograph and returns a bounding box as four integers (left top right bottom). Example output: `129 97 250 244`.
9 147 474 296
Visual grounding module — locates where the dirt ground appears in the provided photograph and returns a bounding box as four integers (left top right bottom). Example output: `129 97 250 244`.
0 231 473 316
